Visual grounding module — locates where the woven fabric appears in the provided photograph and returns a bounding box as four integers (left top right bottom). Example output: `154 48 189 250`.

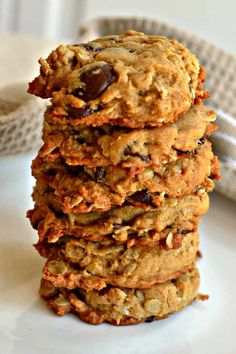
0 83 47 156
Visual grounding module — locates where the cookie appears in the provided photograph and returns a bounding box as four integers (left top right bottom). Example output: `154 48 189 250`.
39 104 216 167
32 176 214 215
39 268 200 325
35 223 197 254
28 31 208 128
31 141 219 213
41 231 198 290
27 192 209 244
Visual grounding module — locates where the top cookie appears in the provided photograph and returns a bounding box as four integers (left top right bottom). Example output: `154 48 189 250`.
28 30 206 127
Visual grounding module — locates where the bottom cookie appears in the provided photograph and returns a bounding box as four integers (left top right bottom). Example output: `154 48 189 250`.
40 268 200 325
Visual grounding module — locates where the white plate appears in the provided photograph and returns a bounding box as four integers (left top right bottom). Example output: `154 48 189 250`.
0 153 236 354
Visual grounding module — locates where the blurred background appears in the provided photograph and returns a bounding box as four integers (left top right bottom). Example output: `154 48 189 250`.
1 0 236 87
0 0 236 54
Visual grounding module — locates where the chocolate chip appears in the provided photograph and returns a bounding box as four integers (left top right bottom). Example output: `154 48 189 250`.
198 136 207 145
54 210 64 218
75 135 85 144
123 146 132 156
99 287 109 296
68 166 90 180
174 148 195 156
124 146 150 162
47 169 56 177
145 316 155 323
72 288 83 299
138 154 151 162
177 229 192 235
68 106 93 120
179 229 191 235
93 47 103 53
73 64 115 101
72 56 78 66
113 223 122 230
80 43 102 52
80 43 93 51
94 167 106 183
174 148 184 155
131 190 154 206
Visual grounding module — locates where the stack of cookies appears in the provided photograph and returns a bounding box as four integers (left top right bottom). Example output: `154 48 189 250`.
27 31 220 325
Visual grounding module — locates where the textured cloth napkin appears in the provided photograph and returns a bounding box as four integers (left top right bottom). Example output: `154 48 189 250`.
0 19 236 201
0 34 56 155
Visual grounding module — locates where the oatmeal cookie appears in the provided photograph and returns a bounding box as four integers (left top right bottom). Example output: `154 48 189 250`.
31 141 219 213
39 268 200 325
27 193 209 244
35 224 197 254
32 177 213 215
39 104 216 167
28 31 208 128
41 231 198 290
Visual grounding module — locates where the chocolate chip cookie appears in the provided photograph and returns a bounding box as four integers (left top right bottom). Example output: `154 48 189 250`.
28 31 208 128
39 104 216 167
27 193 209 244
31 141 218 213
